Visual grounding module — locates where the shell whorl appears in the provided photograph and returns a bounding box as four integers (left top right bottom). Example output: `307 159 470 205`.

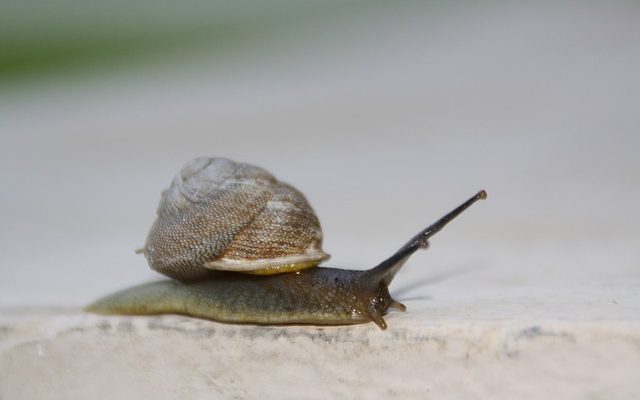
143 157 329 280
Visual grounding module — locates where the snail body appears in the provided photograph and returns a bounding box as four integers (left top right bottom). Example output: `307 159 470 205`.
85 268 399 328
87 157 486 330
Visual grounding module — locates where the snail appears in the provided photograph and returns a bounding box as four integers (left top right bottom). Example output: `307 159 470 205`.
87 157 486 330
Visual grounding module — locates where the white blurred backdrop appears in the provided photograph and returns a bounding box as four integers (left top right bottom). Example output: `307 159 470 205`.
1 1 638 307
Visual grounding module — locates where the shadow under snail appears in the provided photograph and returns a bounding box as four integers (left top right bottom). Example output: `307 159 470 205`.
87 157 486 330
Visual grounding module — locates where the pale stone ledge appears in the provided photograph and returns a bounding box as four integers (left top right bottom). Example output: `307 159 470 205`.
1 308 639 400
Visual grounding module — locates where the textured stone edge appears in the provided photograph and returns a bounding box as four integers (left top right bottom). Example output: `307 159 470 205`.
2 309 640 399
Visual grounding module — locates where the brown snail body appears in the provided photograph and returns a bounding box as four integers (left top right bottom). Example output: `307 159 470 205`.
87 157 486 330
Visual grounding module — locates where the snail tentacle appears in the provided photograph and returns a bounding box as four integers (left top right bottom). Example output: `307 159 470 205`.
366 190 487 287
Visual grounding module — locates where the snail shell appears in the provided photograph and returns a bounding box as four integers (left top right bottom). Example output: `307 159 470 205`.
141 157 330 280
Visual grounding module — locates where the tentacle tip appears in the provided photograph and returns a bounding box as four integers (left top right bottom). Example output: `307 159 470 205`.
373 318 388 330
477 190 488 200
367 308 388 330
390 299 407 312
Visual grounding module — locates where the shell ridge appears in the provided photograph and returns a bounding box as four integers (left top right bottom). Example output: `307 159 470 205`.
203 182 276 266
179 158 235 204
168 159 241 214
207 180 329 271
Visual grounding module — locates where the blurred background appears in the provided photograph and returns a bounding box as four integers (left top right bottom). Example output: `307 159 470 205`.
1 1 638 309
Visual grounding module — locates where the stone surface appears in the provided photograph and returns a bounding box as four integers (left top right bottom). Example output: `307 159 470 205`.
1 307 639 400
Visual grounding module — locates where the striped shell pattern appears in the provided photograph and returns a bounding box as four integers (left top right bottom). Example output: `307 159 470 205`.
141 157 329 280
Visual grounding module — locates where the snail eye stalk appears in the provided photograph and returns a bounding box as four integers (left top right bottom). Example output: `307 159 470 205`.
367 190 487 286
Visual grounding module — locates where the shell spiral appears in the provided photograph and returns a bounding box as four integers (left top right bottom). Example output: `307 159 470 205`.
142 157 330 280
